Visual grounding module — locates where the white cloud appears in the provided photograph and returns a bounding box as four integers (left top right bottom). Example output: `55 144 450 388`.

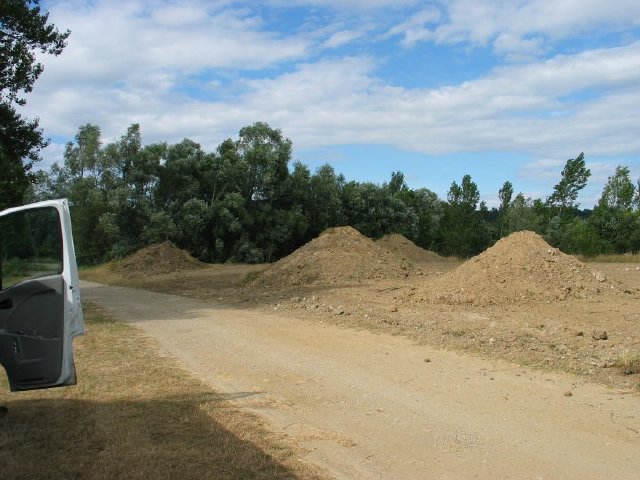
25 0 319 147
29 38 640 161
42 0 311 91
24 0 640 190
387 0 640 57
249 42 640 162
518 158 567 182
323 29 366 48
385 7 441 46
267 0 419 9
38 142 67 171
588 162 623 185
150 3 210 26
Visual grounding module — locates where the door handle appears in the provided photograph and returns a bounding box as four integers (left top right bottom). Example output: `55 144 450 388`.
0 299 13 309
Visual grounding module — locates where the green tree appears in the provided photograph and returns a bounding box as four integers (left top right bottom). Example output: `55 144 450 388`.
141 211 178 245
156 138 207 206
57 125 110 262
176 198 210 256
307 164 343 237
341 177 415 240
590 166 640 253
0 104 46 209
504 193 546 234
0 0 69 208
597 166 636 211
406 187 442 251
235 122 296 262
387 171 408 197
547 153 591 213
544 153 591 250
497 180 513 236
64 123 102 181
558 218 602 257
236 122 291 204
439 174 490 257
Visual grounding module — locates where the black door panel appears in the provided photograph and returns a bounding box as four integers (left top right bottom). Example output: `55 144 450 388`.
0 277 65 391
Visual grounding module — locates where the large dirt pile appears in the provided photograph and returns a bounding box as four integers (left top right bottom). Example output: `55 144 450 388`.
253 226 413 287
376 234 443 264
422 231 616 306
114 241 206 277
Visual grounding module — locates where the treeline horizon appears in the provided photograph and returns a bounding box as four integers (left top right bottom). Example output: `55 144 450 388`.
27 121 640 265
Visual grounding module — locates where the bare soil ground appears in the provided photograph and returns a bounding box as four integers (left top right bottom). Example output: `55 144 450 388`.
79 231 640 477
376 233 445 264
81 281 640 479
252 227 414 287
82 231 640 391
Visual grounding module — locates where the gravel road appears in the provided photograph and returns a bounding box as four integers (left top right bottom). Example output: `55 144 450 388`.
82 281 640 480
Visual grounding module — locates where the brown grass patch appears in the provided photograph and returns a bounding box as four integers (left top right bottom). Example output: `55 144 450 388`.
81 263 141 287
82 263 267 301
0 303 326 480
580 253 640 263
614 351 640 375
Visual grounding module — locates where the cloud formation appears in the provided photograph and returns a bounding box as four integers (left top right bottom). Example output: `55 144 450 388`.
23 0 640 203
388 0 640 57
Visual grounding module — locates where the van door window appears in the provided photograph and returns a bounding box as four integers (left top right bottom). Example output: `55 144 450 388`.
0 207 63 291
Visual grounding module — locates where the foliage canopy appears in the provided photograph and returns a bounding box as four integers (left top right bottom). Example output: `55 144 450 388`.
0 0 69 209
24 121 640 263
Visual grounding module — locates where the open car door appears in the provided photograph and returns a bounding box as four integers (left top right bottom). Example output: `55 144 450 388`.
0 199 84 391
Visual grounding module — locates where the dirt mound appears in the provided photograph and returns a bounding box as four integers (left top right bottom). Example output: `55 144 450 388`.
114 241 206 277
253 226 413 287
422 231 618 306
376 234 443 264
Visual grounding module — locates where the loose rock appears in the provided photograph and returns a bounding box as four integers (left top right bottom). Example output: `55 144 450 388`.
592 331 608 341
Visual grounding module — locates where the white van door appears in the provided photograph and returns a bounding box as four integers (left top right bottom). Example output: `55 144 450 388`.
0 199 84 391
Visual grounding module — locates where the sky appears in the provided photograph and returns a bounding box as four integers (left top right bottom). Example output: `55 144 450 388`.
25 0 640 208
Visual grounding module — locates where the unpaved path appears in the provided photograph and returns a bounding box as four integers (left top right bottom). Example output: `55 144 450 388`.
81 281 640 480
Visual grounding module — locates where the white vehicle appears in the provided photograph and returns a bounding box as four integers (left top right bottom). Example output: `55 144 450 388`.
0 199 84 391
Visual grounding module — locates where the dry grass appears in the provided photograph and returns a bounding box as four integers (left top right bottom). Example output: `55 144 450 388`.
81 263 141 287
614 351 640 375
580 253 640 263
0 303 326 480
81 263 266 301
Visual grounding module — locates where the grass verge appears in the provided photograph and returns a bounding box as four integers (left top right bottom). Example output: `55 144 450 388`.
80 263 140 288
0 303 326 480
580 253 640 263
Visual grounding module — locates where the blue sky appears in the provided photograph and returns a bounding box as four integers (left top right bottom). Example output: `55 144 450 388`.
28 0 640 208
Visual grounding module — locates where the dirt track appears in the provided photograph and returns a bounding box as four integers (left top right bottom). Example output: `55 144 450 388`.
81 280 640 480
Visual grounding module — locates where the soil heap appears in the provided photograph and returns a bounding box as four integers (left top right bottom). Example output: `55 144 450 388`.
114 241 206 277
253 226 413 287
376 233 443 264
423 231 616 306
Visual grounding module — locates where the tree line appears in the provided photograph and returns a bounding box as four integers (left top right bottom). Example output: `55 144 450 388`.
22 122 640 265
